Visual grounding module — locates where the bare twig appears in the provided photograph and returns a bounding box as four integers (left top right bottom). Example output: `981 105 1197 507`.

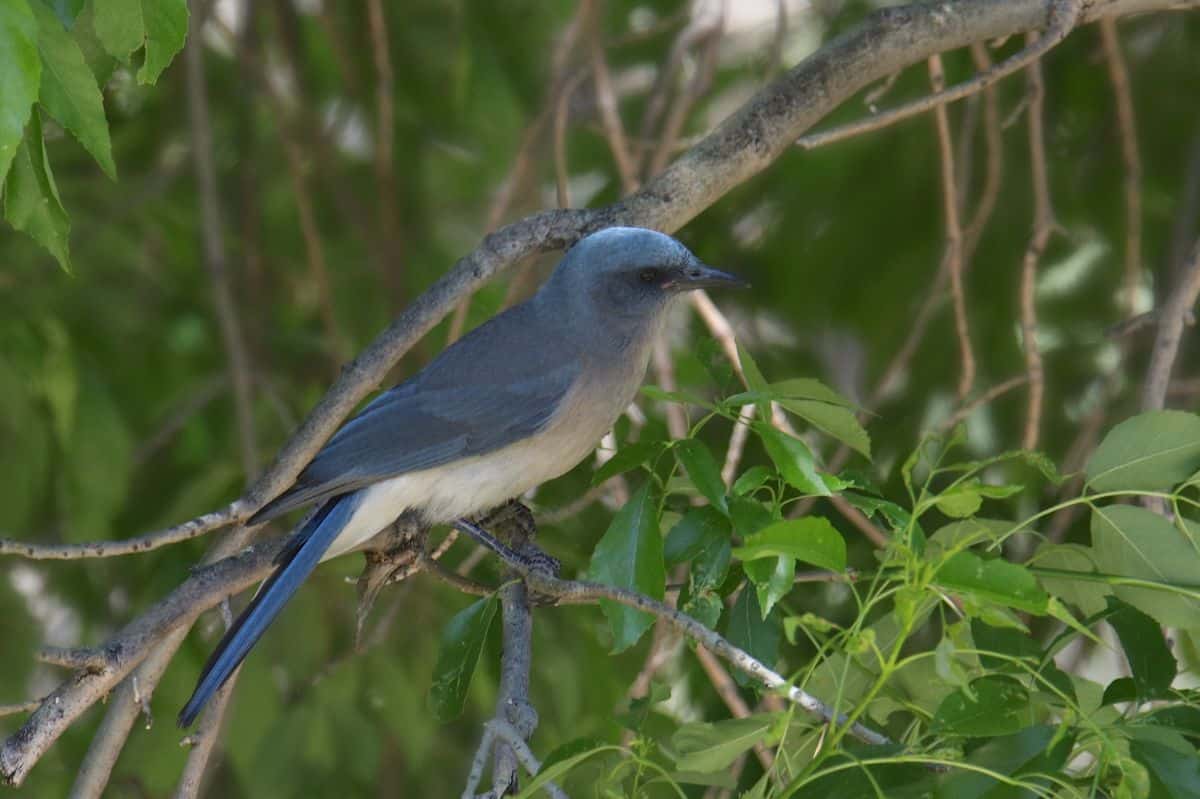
937 375 1030 434
797 0 1083 150
69 632 183 799
462 720 569 799
929 54 974 401
0 504 247 560
1099 18 1143 319
721 403 757 487
590 29 638 193
1142 238 1200 411
963 43 1004 264
280 137 351 367
1020 36 1053 451
693 645 776 772
0 700 42 719
185 20 258 478
365 0 405 309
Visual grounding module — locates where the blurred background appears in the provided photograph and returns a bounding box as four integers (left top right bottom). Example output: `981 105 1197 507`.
3 0 1200 795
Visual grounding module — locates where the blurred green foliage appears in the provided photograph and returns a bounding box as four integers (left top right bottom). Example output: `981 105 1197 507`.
3 0 1200 796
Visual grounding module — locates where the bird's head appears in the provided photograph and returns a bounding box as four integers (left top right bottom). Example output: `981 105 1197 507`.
546 227 747 323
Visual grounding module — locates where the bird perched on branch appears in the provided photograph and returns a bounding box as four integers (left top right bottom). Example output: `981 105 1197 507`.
179 226 746 726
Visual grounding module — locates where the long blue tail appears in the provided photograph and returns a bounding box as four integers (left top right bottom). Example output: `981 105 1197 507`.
178 493 360 727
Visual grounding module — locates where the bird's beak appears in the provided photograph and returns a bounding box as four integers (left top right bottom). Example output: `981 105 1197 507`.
672 262 750 291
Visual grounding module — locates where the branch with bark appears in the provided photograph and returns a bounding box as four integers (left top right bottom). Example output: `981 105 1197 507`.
3 0 1196 791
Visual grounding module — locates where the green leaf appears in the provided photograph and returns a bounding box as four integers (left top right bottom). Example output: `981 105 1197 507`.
777 398 871 459
5 112 70 270
1105 597 1177 702
732 465 772 496
1091 505 1200 628
769 377 854 407
1085 410 1200 493
758 424 831 496
670 713 781 773
592 440 660 485
935 725 1073 798
934 481 983 519
1129 728 1200 799
664 506 727 565
732 517 847 572
0 0 39 185
724 587 780 687
31 2 115 178
92 0 187 85
674 438 728 514
1032 542 1111 615
935 551 1049 614
736 343 769 392
743 554 794 618
931 676 1034 736
588 481 664 652
428 593 498 722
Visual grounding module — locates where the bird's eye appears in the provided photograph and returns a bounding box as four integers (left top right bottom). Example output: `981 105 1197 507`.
638 268 658 284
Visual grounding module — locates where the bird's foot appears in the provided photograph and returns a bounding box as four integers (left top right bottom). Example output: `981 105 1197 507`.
515 542 559 578
451 518 558 579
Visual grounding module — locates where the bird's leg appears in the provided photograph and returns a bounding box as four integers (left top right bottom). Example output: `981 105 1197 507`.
452 506 559 578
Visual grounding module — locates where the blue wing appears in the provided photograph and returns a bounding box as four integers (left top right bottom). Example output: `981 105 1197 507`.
249 300 581 524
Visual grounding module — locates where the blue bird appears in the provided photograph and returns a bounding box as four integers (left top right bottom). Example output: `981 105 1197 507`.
179 227 745 726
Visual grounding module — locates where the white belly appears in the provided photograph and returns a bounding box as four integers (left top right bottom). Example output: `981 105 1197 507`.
320 364 640 560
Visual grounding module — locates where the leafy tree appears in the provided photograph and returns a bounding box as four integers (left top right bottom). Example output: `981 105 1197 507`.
3 0 1200 797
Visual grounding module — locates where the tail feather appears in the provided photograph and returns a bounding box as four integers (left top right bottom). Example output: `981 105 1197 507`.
178 493 360 727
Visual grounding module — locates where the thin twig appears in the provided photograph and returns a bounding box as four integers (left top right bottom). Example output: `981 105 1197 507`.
721 404 756 487
929 54 974 400
1142 238 1200 411
937 375 1030 434
365 0 405 309
796 0 1083 150
185 18 258 478
1099 18 1143 319
590 28 639 193
1020 36 1053 451
693 645 776 772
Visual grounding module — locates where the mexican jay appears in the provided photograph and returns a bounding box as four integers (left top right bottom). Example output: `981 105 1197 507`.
179 226 745 726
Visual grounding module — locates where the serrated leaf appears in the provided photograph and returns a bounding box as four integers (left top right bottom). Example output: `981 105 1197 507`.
758 424 830 496
732 517 847 572
32 3 115 178
732 465 773 496
428 593 498 722
1129 728 1200 799
736 343 769 392
675 438 728 514
932 676 1033 736
92 0 187 85
588 481 664 652
743 554 794 617
935 551 1049 614
1105 597 1177 702
0 0 40 186
1085 411 1200 493
5 113 70 270
1032 542 1111 616
670 713 781 773
778 398 871 458
1091 505 1200 628
935 725 1073 798
724 587 780 687
664 506 727 565
769 377 854 407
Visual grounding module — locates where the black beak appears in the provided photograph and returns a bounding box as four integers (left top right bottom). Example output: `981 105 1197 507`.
673 262 750 291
